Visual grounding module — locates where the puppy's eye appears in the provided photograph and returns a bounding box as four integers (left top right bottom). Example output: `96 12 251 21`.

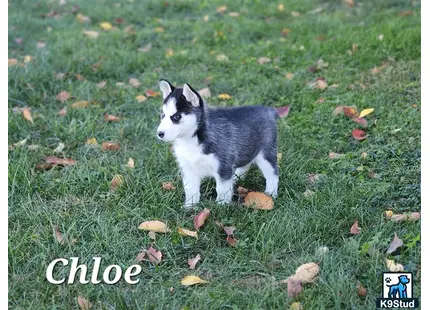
171 114 182 123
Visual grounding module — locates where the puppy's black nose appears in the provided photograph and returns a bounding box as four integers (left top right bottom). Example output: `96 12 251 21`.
157 131 164 138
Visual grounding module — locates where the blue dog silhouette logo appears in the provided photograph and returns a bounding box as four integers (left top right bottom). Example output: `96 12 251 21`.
386 275 410 298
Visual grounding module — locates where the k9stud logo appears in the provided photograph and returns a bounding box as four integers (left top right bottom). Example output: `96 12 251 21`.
376 272 419 308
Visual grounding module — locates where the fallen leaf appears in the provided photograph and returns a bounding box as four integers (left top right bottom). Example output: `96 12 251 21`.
281 28 291 36
359 108 374 118
285 72 294 80
71 101 90 109
226 235 238 247
22 107 34 124
344 0 355 7
75 74 84 81
203 15 209 22
352 129 367 141
135 95 147 102
257 57 271 64
378 34 384 41
43 156 75 166
357 283 367 297
100 22 113 30
162 182 176 191
8 58 18 67
181 275 208 286
216 54 229 62
24 55 33 63
145 90 160 97
237 186 249 197
194 208 210 230
127 158 135 168
9 136 29 150
218 93 232 100
165 48 174 57
290 302 303 310
306 173 322 185
56 91 70 102
244 192 274 210
398 11 414 17
332 106 346 116
316 58 329 69
154 27 164 33
216 5 227 13
287 277 303 297
35 163 54 171
275 105 290 118
315 79 327 90
96 81 107 88
104 114 120 122
148 231 156 240
329 152 345 159
277 4 285 11
53 142 65 153
277 152 282 163
385 258 404 272
76 13 91 23
293 262 319 283
101 142 120 151
77 296 92 310
343 107 359 118
135 251 146 262
223 226 236 236
188 254 201 269
386 233 403 254
146 247 162 265
385 210 394 219
391 214 408 222
178 227 198 238
352 43 358 52
303 189 315 197
228 12 239 17
352 117 368 127
138 43 152 53
86 137 97 145
198 88 211 99
54 225 65 244
408 212 420 221
350 221 361 235
129 78 141 88
110 174 124 190
315 246 329 255
391 128 402 134
138 220 171 233
83 30 100 39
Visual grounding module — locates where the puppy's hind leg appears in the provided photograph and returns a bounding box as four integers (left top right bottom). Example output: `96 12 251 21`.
255 151 279 198
233 163 252 182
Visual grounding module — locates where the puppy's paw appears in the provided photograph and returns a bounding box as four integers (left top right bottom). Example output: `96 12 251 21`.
215 198 232 205
264 191 278 199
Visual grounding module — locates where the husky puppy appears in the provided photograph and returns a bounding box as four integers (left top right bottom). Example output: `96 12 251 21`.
157 79 279 207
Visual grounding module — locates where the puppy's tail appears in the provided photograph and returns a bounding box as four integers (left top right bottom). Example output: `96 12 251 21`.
273 105 290 119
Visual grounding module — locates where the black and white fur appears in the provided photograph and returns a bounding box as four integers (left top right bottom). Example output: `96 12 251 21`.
157 80 279 207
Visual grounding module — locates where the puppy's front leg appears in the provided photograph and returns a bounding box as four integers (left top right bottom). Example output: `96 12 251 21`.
215 175 233 205
182 169 201 208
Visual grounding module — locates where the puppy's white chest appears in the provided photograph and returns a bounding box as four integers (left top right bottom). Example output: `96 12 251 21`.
173 140 218 177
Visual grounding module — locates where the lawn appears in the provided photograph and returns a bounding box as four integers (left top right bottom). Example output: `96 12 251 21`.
8 0 421 309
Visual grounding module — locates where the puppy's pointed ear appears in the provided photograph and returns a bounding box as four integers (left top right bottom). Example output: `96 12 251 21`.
182 83 201 108
159 79 174 99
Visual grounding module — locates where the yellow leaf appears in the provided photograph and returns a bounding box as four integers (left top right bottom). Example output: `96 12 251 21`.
218 93 232 100
290 302 303 310
181 275 208 286
278 4 285 11
127 158 135 168
385 258 404 272
24 55 33 63
138 221 171 233
216 5 227 13
86 137 97 145
136 95 147 102
76 14 91 23
8 58 18 67
166 48 174 58
22 107 34 124
100 22 113 30
83 30 100 39
359 108 374 118
71 101 90 109
385 210 393 219
203 15 209 22
154 27 165 33
178 227 198 238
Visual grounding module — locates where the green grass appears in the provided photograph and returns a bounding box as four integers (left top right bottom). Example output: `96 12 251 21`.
8 0 421 309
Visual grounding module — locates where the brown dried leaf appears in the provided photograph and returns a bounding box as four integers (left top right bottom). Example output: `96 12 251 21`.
188 254 201 269
285 72 294 80
237 186 249 197
386 233 403 254
110 174 124 190
135 251 146 262
257 57 271 65
43 156 75 166
162 182 176 191
101 142 120 151
287 277 303 298
129 78 141 87
293 262 319 283
352 117 368 127
226 235 238 247
138 221 171 233
96 81 107 88
329 152 345 159
146 246 162 265
127 157 135 168
275 105 290 118
77 296 92 310
58 107 67 116
54 225 65 244
135 95 147 102
8 58 18 67
352 129 367 141
198 87 211 99
22 107 34 124
71 101 90 109
357 283 367 297
350 221 361 234
243 192 274 210
216 5 227 13
178 227 198 238
145 90 160 97
223 226 236 236
408 212 420 221
104 114 121 122
56 91 70 102
194 208 211 230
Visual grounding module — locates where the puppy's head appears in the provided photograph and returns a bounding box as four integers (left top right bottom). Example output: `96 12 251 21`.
156 80 204 142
